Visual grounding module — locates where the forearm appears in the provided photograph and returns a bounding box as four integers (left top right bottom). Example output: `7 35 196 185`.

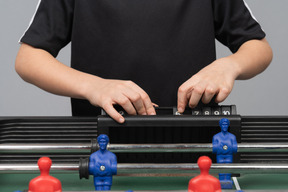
227 38 273 80
15 43 99 100
177 38 273 111
15 44 156 122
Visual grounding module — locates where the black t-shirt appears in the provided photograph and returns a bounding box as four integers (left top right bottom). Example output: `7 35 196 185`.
21 0 265 116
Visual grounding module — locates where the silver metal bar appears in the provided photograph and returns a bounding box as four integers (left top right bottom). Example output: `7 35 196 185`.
0 163 79 173
0 143 91 153
232 177 241 190
2 143 288 153
107 143 213 153
237 143 288 153
2 163 288 175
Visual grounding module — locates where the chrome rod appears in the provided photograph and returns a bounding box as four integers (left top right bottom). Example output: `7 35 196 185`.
232 177 241 190
1 163 288 175
0 163 79 173
108 143 213 153
0 143 91 153
237 143 288 153
1 143 288 153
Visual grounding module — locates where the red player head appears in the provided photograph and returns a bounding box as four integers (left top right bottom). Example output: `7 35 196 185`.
189 156 221 192
29 157 62 192
38 157 52 176
197 156 212 175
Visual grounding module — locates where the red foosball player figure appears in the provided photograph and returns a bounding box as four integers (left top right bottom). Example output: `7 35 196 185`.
188 156 221 192
28 157 62 192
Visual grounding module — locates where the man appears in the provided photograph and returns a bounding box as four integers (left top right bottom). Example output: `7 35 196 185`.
15 0 272 122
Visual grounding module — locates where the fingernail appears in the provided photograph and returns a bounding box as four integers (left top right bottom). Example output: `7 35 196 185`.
119 117 125 123
178 107 183 112
150 112 156 115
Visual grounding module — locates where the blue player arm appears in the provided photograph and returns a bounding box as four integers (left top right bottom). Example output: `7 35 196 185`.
232 135 238 154
111 154 117 175
88 155 96 175
212 136 219 154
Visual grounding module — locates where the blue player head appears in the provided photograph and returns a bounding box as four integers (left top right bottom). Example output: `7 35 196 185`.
97 134 109 151
219 118 230 133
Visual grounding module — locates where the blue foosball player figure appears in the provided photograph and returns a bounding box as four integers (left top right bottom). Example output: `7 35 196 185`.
89 134 117 191
212 118 238 189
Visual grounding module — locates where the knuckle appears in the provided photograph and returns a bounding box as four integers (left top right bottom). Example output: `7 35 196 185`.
99 94 109 101
189 102 196 108
131 93 141 102
118 97 130 105
178 86 186 94
102 102 112 110
193 86 204 95
215 96 225 103
205 87 215 95
220 87 231 95
115 83 124 89
141 93 150 101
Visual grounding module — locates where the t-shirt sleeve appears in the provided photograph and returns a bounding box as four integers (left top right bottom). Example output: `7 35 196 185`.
20 0 74 57
213 0 266 53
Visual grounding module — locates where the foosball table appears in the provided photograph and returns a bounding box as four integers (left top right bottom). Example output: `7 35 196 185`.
1 106 288 191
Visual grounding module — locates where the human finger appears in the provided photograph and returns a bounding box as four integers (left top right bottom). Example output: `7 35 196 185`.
201 86 217 104
215 87 231 103
142 93 156 115
123 90 146 115
177 84 190 113
188 85 205 108
116 94 137 115
152 103 159 107
102 102 125 123
128 82 156 115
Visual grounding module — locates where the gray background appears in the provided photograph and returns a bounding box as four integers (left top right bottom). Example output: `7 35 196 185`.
0 0 287 116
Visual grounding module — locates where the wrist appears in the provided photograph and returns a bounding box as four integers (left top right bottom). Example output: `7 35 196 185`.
78 75 104 101
220 56 242 80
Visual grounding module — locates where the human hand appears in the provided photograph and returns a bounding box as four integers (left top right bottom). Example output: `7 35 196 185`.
85 79 156 123
177 57 240 113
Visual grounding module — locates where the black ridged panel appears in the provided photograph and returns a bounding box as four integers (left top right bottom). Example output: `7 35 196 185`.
241 116 288 162
0 117 97 163
0 117 98 143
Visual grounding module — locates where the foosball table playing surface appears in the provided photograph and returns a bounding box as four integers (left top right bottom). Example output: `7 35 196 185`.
1 106 288 192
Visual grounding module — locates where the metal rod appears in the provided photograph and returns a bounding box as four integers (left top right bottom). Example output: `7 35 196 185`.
237 143 288 152
0 143 92 153
2 143 288 153
1 163 288 175
108 143 213 153
232 177 241 190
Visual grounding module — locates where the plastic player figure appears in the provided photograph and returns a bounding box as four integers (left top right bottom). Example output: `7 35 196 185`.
89 134 117 191
188 156 221 192
28 157 62 192
213 118 237 163
212 118 238 189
